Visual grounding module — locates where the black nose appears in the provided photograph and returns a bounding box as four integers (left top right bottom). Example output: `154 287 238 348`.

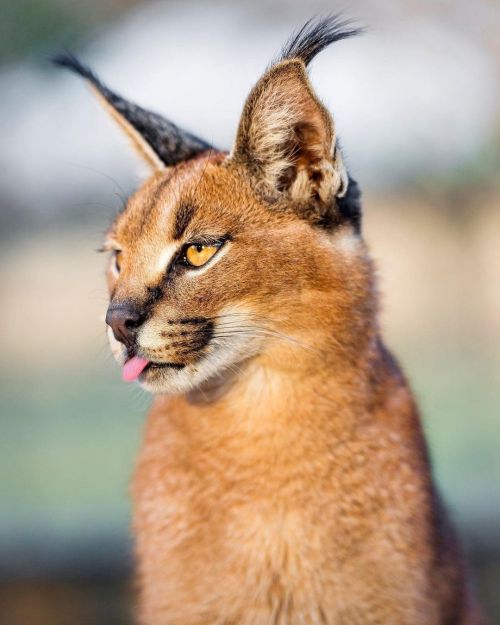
105 302 144 346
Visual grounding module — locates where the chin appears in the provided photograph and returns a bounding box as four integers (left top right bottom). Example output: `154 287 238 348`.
138 347 252 395
109 340 257 399
138 362 202 395
107 324 260 395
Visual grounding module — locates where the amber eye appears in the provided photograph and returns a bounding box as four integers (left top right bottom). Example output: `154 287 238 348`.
113 250 122 274
184 243 220 268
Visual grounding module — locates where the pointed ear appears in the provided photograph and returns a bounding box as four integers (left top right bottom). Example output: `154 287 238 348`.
52 52 212 171
230 15 362 226
231 59 347 206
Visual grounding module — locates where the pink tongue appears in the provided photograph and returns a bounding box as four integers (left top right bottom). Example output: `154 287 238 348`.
122 356 149 382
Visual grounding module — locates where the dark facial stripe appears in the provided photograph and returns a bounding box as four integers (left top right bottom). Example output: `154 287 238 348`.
146 285 163 304
172 203 196 240
177 317 208 325
161 320 214 353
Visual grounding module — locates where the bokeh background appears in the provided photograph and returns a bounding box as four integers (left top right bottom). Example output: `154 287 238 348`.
0 0 498 623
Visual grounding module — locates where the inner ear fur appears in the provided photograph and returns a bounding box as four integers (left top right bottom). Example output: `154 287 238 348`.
231 60 347 206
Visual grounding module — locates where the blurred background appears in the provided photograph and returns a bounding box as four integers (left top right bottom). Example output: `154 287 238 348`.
0 0 498 623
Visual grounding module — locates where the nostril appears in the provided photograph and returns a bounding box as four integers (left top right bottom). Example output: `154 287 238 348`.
125 314 143 330
106 302 145 345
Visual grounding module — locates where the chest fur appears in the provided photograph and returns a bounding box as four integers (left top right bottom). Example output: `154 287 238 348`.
131 400 432 625
133 455 335 624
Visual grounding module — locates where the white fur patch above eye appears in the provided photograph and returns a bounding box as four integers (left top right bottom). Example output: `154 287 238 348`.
154 243 179 278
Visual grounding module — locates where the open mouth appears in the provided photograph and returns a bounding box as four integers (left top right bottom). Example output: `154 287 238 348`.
146 362 186 372
123 355 185 383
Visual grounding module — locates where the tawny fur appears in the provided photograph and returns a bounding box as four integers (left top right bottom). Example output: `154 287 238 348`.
58 17 481 625
124 164 476 625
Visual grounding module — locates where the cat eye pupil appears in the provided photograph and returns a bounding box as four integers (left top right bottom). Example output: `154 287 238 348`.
183 242 221 268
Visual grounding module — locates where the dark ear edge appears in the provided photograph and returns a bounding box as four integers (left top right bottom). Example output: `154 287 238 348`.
51 51 213 169
336 175 362 233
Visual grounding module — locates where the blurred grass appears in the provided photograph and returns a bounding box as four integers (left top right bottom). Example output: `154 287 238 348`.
0 367 145 533
400 347 499 525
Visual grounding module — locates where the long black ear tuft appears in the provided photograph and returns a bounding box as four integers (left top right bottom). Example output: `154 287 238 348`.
278 15 363 67
51 51 213 169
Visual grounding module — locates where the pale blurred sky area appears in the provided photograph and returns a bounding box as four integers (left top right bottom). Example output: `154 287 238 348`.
0 0 498 226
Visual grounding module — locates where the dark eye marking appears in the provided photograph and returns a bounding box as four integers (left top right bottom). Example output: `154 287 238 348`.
146 285 163 305
173 203 196 240
113 250 122 273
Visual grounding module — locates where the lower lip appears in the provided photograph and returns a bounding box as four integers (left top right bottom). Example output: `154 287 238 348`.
142 362 186 375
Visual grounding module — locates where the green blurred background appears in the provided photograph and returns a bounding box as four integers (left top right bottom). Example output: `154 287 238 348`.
0 1 498 623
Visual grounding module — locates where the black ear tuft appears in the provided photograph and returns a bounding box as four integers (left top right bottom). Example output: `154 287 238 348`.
51 51 213 168
278 15 363 67
51 51 100 85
